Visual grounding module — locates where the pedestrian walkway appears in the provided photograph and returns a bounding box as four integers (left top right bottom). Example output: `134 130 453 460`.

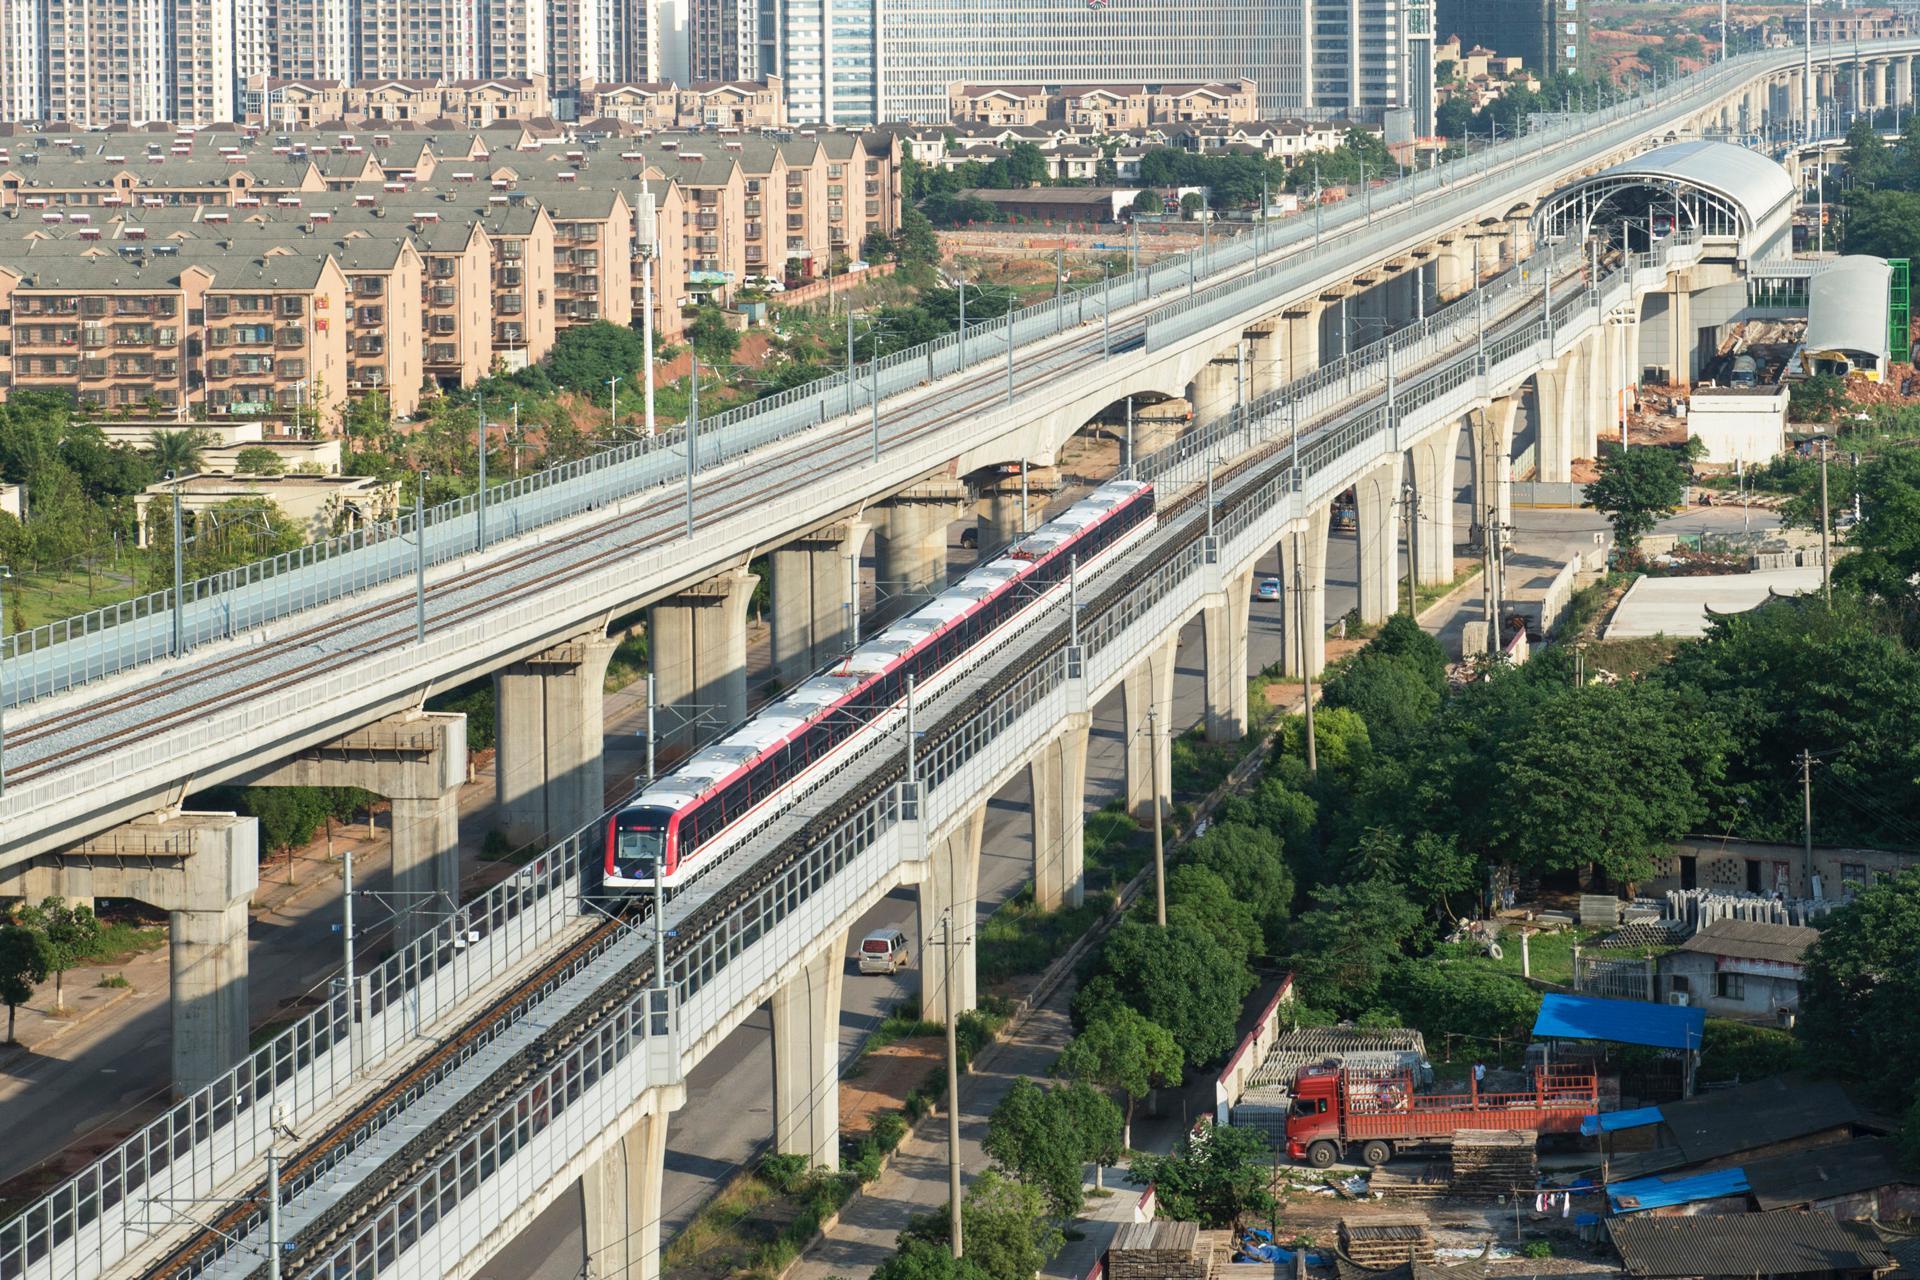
789 970 1199 1280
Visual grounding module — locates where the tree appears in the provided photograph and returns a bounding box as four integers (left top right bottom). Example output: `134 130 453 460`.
1218 777 1318 856
1131 190 1163 215
888 1171 1055 1280
1844 116 1894 192
982 1077 1118 1217
1284 877 1421 1014
1129 1124 1275 1228
1179 192 1206 218
895 208 940 263
542 321 646 395
686 306 740 365
1435 96 1475 139
1393 959 1541 1049
16 898 98 1013
146 428 208 477
1183 821 1293 951
1056 1006 1184 1148
0 922 51 1043
1164 864 1264 963
1834 450 1920 621
233 446 285 476
1369 613 1449 693
1322 651 1442 755
1797 868 1920 1112
1486 681 1716 887
1583 443 1688 553
1075 921 1254 1065
1840 190 1920 262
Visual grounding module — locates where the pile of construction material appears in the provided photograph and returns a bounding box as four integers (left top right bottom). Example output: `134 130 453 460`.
1369 1162 1450 1199
1339 1219 1436 1266
1109 1220 1208 1280
1448 1129 1537 1196
1661 888 1842 929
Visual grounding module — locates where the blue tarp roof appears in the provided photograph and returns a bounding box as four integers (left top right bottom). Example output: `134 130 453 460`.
1533 993 1706 1051
1609 1166 1751 1213
1581 1106 1665 1137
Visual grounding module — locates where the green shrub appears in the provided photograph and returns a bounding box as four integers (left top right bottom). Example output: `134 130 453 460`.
759 1152 811 1195
871 1111 909 1152
1697 1018 1803 1085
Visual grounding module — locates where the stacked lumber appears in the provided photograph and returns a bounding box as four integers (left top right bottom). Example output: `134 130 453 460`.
1449 1129 1537 1195
1368 1162 1450 1198
1339 1219 1437 1266
1110 1220 1208 1280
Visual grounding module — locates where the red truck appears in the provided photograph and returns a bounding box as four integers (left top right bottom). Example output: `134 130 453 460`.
1284 1063 1599 1168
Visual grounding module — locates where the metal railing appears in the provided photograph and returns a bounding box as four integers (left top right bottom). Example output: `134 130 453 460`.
0 39 1843 713
3 221 1703 1280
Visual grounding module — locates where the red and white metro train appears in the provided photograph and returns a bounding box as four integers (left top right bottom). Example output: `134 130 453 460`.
602 477 1157 889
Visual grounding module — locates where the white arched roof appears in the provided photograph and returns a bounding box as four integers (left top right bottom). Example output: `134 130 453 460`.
1806 256 1890 362
1534 140 1795 251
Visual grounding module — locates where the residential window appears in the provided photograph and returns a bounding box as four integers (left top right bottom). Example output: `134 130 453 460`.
1714 972 1745 1001
1840 863 1868 888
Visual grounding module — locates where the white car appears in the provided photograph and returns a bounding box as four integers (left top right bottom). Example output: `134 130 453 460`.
742 275 787 293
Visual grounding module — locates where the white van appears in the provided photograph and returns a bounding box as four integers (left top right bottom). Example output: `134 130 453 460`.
857 928 911 975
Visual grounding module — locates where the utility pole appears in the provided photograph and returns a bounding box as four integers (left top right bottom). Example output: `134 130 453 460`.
1402 484 1418 616
1124 396 1134 474
1800 748 1818 892
413 476 426 645
1818 439 1833 606
1149 704 1165 927
341 843 356 1072
942 909 963 1259
645 672 657 785
687 350 700 539
1293 531 1317 775
474 394 487 553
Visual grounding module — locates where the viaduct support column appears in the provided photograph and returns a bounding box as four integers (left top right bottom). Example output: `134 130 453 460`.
1278 504 1331 678
1354 459 1401 624
1245 325 1283 400
1185 354 1237 422
496 631 619 845
1584 333 1612 460
1667 276 1694 385
1409 432 1457 586
770 521 866 682
1284 304 1324 381
1201 568 1253 743
12 813 261 1097
1471 398 1518 538
975 466 1058 553
1432 239 1470 302
875 480 969 620
1533 360 1578 484
1030 715 1091 910
582 1085 684 1280
248 712 468 946
769 932 848 1171
918 805 984 1024
650 568 758 753
1122 636 1177 822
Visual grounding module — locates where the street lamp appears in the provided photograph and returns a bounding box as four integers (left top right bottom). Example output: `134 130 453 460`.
607 376 623 430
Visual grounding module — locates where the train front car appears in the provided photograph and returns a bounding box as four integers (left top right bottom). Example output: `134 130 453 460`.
604 803 678 888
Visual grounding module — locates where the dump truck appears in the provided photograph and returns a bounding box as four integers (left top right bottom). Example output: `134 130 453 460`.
1284 1063 1599 1168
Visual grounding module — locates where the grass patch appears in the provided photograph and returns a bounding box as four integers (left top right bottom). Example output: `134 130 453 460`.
977 890 1107 989
96 973 131 989
1581 636 1683 677
1430 925 1605 986
603 631 649 693
1170 728 1239 799
9 564 145 632
86 923 166 965
1084 803 1149 893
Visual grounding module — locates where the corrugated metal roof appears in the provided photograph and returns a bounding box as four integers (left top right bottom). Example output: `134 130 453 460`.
1608 1211 1891 1277
1608 1165 1750 1213
1806 255 1892 363
1532 993 1705 1051
1606 1075 1866 1180
1676 918 1820 965
1745 1137 1912 1210
1581 1105 1663 1136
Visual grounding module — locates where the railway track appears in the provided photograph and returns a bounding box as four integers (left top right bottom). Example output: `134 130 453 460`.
10 319 1139 782
131 259 1569 1279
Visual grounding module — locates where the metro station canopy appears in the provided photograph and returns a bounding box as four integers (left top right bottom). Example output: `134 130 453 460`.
1533 140 1796 258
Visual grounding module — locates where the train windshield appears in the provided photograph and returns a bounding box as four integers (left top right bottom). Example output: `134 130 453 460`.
612 809 671 881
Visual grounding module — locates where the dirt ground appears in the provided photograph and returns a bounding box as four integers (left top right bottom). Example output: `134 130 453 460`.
839 1039 945 1139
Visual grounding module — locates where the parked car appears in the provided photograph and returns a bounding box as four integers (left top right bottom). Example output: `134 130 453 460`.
856 928 912 975
1256 577 1282 601
742 274 787 293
